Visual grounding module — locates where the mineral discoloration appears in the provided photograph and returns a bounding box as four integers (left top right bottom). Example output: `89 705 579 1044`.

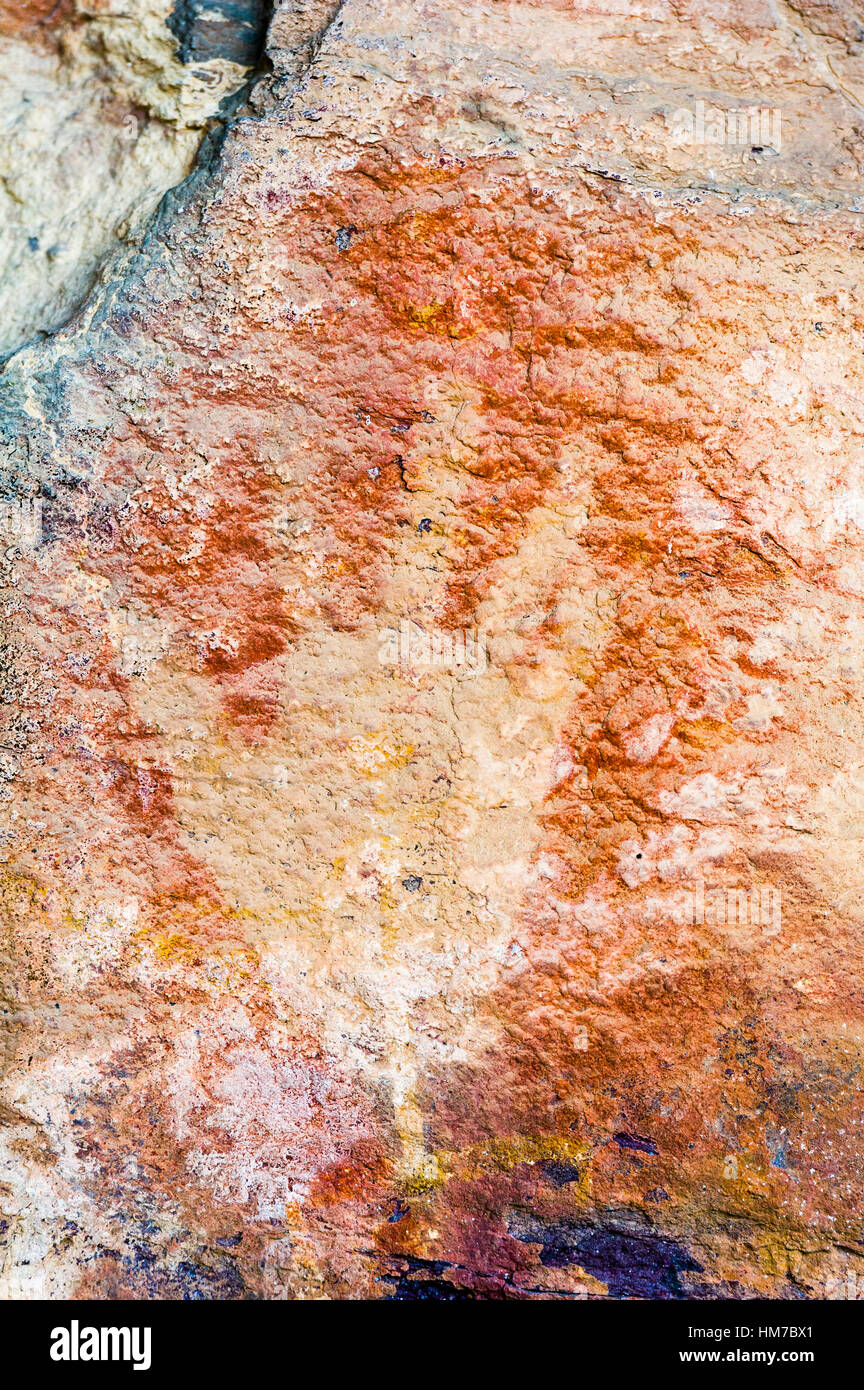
1 0 863 1299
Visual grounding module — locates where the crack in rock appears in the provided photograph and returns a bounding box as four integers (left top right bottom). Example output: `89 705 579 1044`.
167 0 270 66
0 0 274 360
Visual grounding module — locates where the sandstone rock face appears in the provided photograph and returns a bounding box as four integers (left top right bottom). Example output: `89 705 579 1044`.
0 0 863 1300
0 0 266 359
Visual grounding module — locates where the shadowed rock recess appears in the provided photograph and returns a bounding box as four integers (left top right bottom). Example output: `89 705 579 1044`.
168 0 271 65
0 0 863 1300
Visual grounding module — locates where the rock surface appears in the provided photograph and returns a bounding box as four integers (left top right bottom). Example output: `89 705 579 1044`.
0 0 863 1299
0 0 267 359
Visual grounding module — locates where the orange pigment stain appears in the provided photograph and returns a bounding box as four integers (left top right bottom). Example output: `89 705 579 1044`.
16 141 859 1295
0 0 72 39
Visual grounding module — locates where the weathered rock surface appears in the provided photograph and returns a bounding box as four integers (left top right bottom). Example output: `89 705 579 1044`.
0 0 863 1299
0 0 268 359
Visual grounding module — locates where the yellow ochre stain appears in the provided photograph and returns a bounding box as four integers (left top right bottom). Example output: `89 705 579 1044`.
409 302 444 328
345 732 415 777
401 1134 593 1195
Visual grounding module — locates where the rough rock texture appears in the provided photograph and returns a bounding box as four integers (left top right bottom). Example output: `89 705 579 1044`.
1 0 864 1299
0 0 268 359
